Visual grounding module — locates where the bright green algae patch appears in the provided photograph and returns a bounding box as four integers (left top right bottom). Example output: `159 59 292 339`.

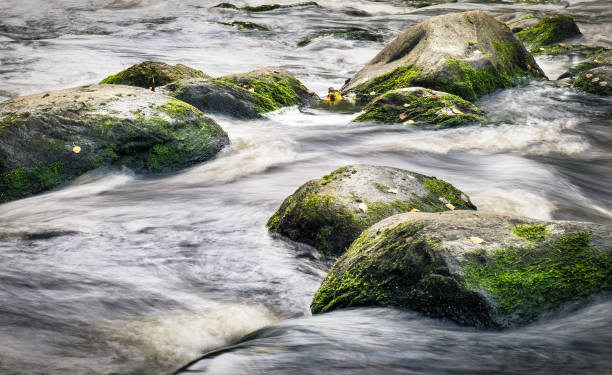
353 88 485 127
465 231 612 324
516 15 581 49
100 62 207 88
311 222 492 326
511 223 550 243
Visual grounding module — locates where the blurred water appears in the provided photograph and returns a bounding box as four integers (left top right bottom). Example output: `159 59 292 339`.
0 0 611 374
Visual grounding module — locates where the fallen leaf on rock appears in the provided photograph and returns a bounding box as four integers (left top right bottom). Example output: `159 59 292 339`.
470 236 484 244
527 64 532 71
72 146 81 154
403 119 415 125
445 203 455 210
410 208 420 212
586 73 593 78
369 91 377 96
403 103 410 108
592 77 600 83
399 113 407 120
539 47 546 51
600 81 608 87
358 202 368 213
405 236 413 243
594 59 603 64
248 88 255 93
558 43 566 47
460 193 468 202
387 188 399 194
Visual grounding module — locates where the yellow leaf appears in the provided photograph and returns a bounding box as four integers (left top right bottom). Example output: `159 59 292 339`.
445 203 455 210
470 236 484 244
410 208 420 212
72 146 81 154
405 236 413 243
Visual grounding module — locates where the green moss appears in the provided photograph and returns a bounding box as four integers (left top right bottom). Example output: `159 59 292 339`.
353 89 485 127
572 71 612 96
158 99 193 118
423 177 475 210
311 222 491 326
100 62 206 88
532 44 610 57
516 15 581 49
1 161 68 202
347 65 423 104
464 231 612 324
213 2 319 12
0 112 31 135
511 224 550 242
320 167 349 186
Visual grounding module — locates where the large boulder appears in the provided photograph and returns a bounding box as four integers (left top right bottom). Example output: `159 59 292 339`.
341 11 544 103
353 87 485 127
0 84 229 203
267 165 476 257
100 61 208 88
311 211 612 328
164 67 320 119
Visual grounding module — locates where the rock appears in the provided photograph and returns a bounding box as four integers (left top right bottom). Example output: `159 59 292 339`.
163 67 320 119
572 66 612 96
311 210 612 328
267 165 476 257
297 28 383 47
100 61 208 89
212 2 320 12
217 21 270 31
341 11 544 103
515 15 581 50
0 84 229 203
352 87 485 127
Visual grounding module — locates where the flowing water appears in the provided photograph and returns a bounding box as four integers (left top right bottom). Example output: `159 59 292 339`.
1 0 611 374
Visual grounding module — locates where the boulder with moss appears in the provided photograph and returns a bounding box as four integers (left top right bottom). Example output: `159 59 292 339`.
100 61 208 89
311 210 612 328
212 2 320 12
267 165 476 257
0 84 229 203
556 50 612 95
514 15 581 50
341 11 544 104
163 67 320 118
353 87 485 127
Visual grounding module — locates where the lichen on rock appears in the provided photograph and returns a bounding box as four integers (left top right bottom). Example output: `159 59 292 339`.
267 164 476 257
311 211 612 328
353 87 485 127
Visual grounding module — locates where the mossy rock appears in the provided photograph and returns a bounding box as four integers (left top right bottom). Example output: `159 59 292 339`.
297 28 382 47
311 211 612 328
212 2 319 12
100 61 208 88
342 11 544 104
353 87 485 127
0 84 229 203
515 15 581 50
571 66 612 96
163 67 319 119
267 164 476 257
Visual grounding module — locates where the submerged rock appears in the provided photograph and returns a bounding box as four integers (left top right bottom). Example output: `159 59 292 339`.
212 2 320 12
342 11 544 103
297 28 383 47
353 87 485 127
0 84 229 203
515 15 581 50
100 61 208 89
311 211 612 328
267 165 476 257
165 67 320 118
217 20 270 31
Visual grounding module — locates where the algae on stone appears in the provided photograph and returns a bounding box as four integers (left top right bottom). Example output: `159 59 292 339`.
267 164 476 257
353 87 485 127
516 15 581 49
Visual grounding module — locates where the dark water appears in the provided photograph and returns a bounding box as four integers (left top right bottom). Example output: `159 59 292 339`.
0 1 611 374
